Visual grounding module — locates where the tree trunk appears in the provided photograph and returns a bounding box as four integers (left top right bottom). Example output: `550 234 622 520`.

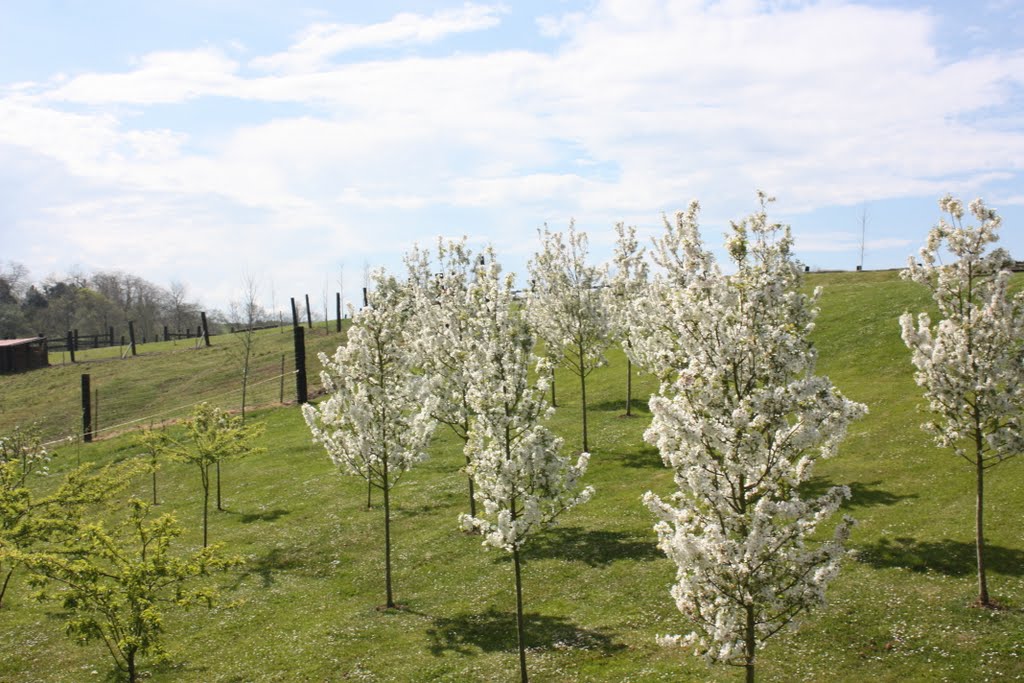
216 461 223 511
550 369 556 407
202 477 210 548
745 603 756 683
513 546 529 683
465 453 476 518
579 343 588 453
366 477 372 510
383 481 394 609
0 566 14 609
625 357 632 417
976 455 989 606
127 647 137 683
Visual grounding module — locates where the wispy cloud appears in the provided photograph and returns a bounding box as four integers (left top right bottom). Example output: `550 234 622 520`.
250 4 506 73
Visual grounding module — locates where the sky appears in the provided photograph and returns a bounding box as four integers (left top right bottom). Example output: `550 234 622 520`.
2 0 1023 315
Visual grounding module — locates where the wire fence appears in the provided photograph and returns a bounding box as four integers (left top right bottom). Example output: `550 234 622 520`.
0 324 345 449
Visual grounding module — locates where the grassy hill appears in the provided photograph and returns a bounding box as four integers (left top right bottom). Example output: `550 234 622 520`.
1 270 1021 682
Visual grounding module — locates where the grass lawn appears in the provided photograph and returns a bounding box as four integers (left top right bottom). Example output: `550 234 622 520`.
1 270 1021 682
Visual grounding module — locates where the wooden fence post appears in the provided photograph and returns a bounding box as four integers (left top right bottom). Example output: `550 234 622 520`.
67 331 75 363
108 326 114 346
279 354 285 404
305 294 313 329
163 325 169 342
128 321 137 356
290 297 299 329
336 292 342 332
293 326 308 404
362 287 368 308
81 374 92 443
201 312 211 347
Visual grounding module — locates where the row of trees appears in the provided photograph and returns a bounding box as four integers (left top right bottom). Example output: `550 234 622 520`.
305 192 1020 682
0 263 204 341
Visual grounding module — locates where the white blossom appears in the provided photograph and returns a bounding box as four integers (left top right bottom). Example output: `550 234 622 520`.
899 194 1023 607
642 193 866 678
461 256 594 552
302 269 436 608
527 223 612 452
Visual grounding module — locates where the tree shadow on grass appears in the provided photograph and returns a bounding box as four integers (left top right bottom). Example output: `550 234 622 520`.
233 546 305 588
614 444 664 469
592 398 650 415
237 508 290 524
426 606 625 656
800 478 918 509
515 526 661 567
855 537 1024 577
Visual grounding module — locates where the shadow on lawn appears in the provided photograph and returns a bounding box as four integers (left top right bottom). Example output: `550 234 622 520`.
856 537 1024 577
800 478 918 509
234 546 306 588
614 444 663 469
426 606 625 656
238 508 291 524
516 526 660 567
592 398 650 415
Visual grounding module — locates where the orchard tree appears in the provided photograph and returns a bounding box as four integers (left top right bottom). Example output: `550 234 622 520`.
28 497 240 683
642 194 866 682
461 256 594 683
527 223 612 452
164 403 264 547
900 194 1024 607
405 238 484 518
1 454 143 609
303 271 436 609
606 222 650 417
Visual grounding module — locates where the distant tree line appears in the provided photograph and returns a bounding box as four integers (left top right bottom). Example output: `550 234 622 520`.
0 261 208 342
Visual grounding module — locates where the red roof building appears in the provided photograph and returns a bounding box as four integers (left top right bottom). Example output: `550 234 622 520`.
0 337 49 374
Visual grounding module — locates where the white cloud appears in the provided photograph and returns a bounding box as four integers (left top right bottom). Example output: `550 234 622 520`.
250 4 506 73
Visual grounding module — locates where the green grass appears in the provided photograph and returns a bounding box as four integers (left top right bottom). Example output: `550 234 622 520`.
1 271 1022 682
0 323 349 445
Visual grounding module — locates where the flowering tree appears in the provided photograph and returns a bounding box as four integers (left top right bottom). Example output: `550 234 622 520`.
900 195 1023 607
303 271 436 609
405 238 483 517
642 194 866 682
606 222 650 416
527 223 612 452
460 256 594 683
163 403 264 547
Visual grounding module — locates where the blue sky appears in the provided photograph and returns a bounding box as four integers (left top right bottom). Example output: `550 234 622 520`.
2 0 1023 314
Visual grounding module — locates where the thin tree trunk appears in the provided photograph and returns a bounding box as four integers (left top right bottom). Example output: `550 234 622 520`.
745 603 756 683
216 461 223 511
383 483 394 609
465 453 476 518
127 647 137 683
625 357 632 417
0 566 14 608
513 546 528 683
202 476 210 548
152 466 157 505
976 454 989 606
550 368 556 407
579 343 588 453
367 477 372 510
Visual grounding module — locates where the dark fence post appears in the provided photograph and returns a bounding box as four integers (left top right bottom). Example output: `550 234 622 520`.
336 293 342 332
290 297 299 328
128 321 137 356
81 374 92 443
108 326 114 346
305 294 313 329
293 326 308 404
73 329 79 351
201 312 211 347
279 354 286 404
362 287 368 308
163 325 169 341
66 331 75 363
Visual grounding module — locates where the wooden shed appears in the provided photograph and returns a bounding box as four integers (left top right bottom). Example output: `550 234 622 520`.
0 337 49 374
